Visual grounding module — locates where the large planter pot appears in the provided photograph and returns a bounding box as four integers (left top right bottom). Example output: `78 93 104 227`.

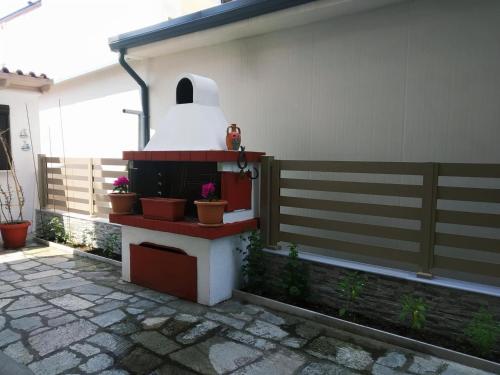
0 221 31 249
194 200 228 227
108 193 137 214
140 197 187 221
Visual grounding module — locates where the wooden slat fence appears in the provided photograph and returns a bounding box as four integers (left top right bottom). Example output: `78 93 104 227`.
38 155 127 218
261 157 500 284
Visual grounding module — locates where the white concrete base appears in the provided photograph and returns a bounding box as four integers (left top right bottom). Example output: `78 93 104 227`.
121 225 247 306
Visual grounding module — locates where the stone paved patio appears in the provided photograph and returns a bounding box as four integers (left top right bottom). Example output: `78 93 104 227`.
0 243 494 375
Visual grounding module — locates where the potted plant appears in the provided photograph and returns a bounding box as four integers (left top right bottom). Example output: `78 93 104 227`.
140 197 187 221
108 176 136 214
0 130 30 249
194 182 227 227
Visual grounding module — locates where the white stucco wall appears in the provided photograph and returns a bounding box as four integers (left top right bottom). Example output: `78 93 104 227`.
40 0 500 163
0 90 41 227
39 64 142 157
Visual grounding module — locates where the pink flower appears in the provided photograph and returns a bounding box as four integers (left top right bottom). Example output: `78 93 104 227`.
201 182 216 200
113 176 129 186
112 176 129 193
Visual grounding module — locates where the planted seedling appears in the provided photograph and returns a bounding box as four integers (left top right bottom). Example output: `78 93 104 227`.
279 243 310 304
237 230 267 294
465 307 500 357
337 271 367 318
400 294 427 330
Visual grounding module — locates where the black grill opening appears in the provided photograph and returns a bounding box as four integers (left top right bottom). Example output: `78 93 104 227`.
176 78 193 104
129 161 220 218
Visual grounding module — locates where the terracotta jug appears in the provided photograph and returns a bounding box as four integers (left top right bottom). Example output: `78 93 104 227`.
226 124 241 151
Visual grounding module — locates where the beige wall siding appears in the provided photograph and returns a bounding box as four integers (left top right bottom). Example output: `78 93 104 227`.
147 0 500 162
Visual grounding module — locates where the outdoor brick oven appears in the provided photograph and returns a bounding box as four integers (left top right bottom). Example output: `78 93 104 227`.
110 74 263 306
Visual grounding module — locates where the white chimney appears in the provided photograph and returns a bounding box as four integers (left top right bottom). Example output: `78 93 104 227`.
144 73 228 151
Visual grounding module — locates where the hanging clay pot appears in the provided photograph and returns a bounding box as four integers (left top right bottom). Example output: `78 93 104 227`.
226 124 241 151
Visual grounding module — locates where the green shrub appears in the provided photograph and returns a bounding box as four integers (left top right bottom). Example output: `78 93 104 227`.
39 217 69 244
337 271 367 318
80 228 96 249
400 294 427 330
101 233 120 258
465 307 500 356
279 243 309 304
237 230 267 294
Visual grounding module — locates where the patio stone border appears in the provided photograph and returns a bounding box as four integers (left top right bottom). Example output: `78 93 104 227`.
34 238 122 267
233 289 500 374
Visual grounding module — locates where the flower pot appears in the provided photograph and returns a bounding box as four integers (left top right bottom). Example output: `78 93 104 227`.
140 198 187 221
0 221 31 249
108 193 137 214
194 200 228 227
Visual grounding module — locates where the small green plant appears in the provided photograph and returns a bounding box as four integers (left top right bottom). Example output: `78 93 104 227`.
464 307 500 356
279 243 309 304
400 294 427 330
39 217 69 244
237 230 267 294
80 228 96 249
337 271 367 318
101 233 120 258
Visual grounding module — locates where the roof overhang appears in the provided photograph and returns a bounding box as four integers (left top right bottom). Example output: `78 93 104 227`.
0 72 53 93
109 0 408 60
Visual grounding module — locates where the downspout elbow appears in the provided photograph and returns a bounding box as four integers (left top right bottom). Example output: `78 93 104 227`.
118 49 150 149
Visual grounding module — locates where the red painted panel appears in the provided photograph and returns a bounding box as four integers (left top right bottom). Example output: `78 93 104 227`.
130 243 197 302
109 215 258 239
221 172 252 212
121 150 265 162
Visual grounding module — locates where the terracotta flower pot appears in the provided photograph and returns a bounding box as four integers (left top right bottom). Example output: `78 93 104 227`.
0 221 31 249
108 193 137 214
194 200 228 227
141 197 187 221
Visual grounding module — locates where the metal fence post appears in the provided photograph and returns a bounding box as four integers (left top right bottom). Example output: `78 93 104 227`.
259 156 273 247
88 158 95 216
37 154 48 208
269 158 281 247
418 162 439 278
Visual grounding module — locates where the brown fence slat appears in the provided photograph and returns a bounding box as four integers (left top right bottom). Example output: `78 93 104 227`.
93 158 128 166
435 233 500 253
438 186 500 203
280 214 421 242
48 195 89 204
48 185 88 193
434 255 500 278
48 189 89 199
93 182 115 190
46 157 88 164
46 174 89 182
436 209 500 228
93 170 124 179
280 196 422 220
281 178 423 197
279 231 418 264
94 201 111 209
439 163 500 178
280 160 427 175
47 199 90 211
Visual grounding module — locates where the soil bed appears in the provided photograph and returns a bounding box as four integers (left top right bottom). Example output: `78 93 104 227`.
248 289 499 363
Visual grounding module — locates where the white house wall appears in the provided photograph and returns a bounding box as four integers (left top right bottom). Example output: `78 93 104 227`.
39 64 143 157
0 91 41 227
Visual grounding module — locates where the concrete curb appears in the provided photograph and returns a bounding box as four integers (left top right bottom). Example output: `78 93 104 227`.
233 289 500 374
34 237 122 267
